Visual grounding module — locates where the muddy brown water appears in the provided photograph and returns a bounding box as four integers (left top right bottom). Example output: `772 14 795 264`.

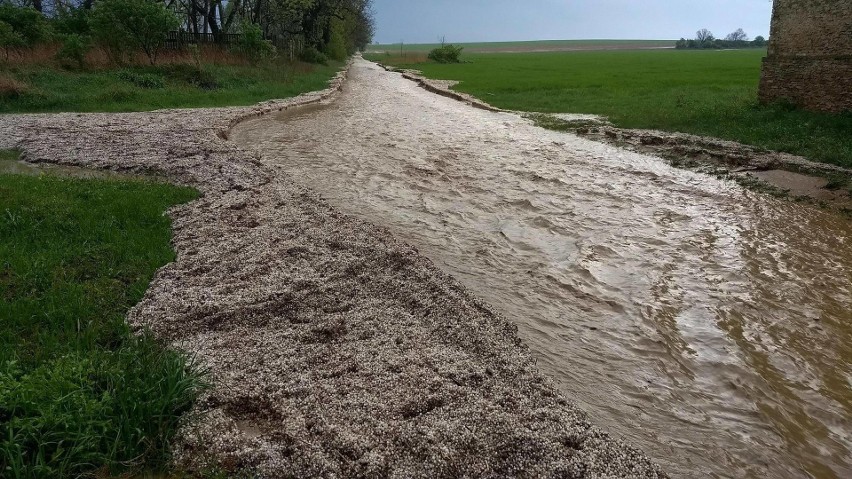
232 59 852 478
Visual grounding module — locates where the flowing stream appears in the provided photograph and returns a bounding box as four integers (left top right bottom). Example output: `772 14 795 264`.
231 59 852 478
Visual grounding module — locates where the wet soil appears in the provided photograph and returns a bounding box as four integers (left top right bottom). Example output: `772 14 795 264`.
0 64 664 477
572 125 852 211
232 59 852 478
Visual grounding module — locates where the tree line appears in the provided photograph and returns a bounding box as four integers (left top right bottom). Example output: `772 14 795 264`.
0 0 374 65
676 28 767 50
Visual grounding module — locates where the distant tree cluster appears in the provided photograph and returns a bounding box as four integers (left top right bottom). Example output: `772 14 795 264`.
676 28 767 50
0 0 374 66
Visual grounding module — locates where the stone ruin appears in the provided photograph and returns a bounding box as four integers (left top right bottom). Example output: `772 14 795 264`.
759 0 852 113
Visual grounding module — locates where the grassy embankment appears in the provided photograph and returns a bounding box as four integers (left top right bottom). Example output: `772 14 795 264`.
0 46 342 113
367 48 852 169
0 149 203 477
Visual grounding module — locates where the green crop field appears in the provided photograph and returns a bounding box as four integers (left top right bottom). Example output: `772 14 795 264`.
368 49 852 168
368 39 675 53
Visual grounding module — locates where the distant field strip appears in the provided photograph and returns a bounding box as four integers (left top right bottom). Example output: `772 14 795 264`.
367 49 852 168
368 39 675 53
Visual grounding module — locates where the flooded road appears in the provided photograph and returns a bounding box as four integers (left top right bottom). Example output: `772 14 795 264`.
231 59 852 478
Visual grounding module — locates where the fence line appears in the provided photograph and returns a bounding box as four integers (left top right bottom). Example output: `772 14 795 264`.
164 32 243 50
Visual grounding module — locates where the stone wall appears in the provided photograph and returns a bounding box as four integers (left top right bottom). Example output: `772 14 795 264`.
758 0 852 112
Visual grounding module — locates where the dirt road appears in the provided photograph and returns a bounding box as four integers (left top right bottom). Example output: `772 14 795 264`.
232 59 852 478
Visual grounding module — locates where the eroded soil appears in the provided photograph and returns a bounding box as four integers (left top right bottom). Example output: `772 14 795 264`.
574 125 852 211
232 59 852 479
0 64 664 477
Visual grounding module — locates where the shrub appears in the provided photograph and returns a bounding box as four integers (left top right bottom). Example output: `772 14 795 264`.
90 0 179 65
184 68 218 90
188 43 201 70
236 21 275 64
116 69 165 89
162 63 219 90
56 33 89 69
300 46 328 65
0 74 28 98
428 43 463 63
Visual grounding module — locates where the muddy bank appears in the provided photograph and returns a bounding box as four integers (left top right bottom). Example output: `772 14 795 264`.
572 124 852 210
0 65 664 476
377 64 501 112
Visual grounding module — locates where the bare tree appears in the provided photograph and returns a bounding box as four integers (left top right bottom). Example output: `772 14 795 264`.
725 28 748 42
696 28 714 43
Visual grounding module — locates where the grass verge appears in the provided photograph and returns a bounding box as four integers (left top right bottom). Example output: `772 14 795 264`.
0 151 203 478
1 59 341 113
367 49 852 168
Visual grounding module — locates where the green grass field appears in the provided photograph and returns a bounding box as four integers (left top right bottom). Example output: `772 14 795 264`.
0 151 203 477
368 39 675 53
368 49 852 168
1 61 341 113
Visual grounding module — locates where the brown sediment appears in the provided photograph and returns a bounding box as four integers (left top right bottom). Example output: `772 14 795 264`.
0 60 665 477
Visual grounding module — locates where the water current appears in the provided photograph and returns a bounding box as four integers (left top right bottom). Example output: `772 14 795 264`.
232 59 852 478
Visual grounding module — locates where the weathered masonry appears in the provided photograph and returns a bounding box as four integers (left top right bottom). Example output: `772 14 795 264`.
758 0 852 113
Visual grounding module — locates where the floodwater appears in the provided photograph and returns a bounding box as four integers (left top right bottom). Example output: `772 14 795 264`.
231 59 852 478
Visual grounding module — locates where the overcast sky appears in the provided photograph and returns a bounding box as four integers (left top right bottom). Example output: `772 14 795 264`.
372 0 774 44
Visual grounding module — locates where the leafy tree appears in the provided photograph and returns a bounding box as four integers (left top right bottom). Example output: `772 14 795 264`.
90 0 178 65
753 35 767 47
0 4 48 47
53 5 92 37
323 18 347 61
56 33 90 69
725 28 748 42
237 20 276 64
171 0 374 56
0 20 24 60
